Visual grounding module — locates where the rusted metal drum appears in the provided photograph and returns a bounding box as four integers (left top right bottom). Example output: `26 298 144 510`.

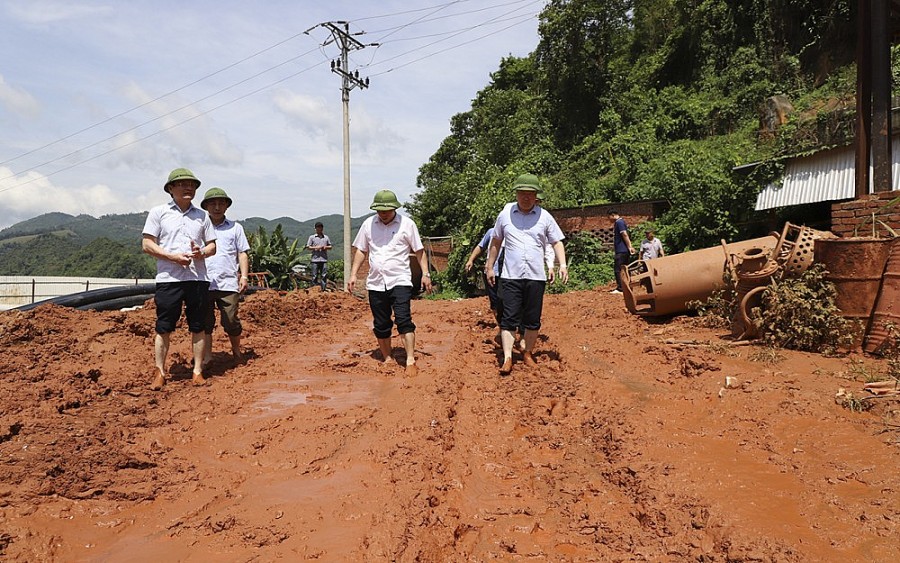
864 238 900 354
813 238 893 322
622 236 778 316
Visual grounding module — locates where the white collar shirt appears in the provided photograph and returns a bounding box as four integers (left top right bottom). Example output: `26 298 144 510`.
353 213 424 291
492 202 564 281
142 200 217 282
206 218 250 292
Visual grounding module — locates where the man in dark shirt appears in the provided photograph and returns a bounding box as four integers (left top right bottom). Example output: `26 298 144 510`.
608 211 635 295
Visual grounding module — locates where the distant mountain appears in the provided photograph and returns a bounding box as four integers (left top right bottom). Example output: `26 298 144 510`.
0 211 373 276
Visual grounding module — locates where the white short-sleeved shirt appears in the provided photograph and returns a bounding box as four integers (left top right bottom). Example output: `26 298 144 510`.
206 218 250 292
640 238 664 260
492 202 564 281
353 213 424 291
142 200 217 283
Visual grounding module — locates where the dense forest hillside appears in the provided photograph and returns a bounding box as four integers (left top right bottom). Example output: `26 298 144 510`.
0 212 371 277
406 0 870 292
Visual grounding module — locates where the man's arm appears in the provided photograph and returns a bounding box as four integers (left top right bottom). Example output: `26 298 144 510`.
464 245 483 272
142 234 192 266
484 237 502 287
657 240 665 257
238 251 250 292
552 241 568 285
621 228 635 255
347 248 367 292
415 249 433 293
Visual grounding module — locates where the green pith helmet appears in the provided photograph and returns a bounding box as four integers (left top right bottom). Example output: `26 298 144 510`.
201 187 232 210
536 191 545 201
513 173 540 192
164 167 201 193
370 189 401 211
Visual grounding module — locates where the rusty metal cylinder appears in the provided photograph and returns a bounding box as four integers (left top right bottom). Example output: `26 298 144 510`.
864 238 900 354
622 236 778 316
813 237 893 322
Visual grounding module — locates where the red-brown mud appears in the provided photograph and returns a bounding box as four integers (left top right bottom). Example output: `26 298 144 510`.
0 288 898 561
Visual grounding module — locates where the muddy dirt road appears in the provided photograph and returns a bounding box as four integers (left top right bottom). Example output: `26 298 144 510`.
0 288 898 561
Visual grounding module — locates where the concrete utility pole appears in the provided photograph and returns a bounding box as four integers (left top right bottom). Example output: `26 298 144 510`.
306 21 375 290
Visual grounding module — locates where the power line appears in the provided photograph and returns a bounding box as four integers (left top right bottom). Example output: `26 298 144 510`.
1 1 542 192
0 31 311 168
0 60 324 194
0 46 323 186
363 1 541 73
368 14 537 78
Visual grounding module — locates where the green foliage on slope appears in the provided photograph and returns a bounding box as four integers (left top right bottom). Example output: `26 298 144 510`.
408 0 860 293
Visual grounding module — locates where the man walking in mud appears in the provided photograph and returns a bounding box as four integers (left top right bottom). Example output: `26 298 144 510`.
142 168 217 390
348 189 432 376
200 187 250 367
485 173 568 376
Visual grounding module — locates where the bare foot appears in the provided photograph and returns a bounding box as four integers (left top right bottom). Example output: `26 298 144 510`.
499 358 512 376
150 373 166 391
192 372 207 386
405 363 419 377
232 351 244 364
523 351 537 367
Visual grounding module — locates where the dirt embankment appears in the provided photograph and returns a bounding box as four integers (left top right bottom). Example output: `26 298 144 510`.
0 289 898 561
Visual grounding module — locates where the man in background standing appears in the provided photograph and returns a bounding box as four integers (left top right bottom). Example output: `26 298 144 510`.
142 168 217 390
200 187 250 367
306 221 332 291
608 210 634 295
640 230 665 261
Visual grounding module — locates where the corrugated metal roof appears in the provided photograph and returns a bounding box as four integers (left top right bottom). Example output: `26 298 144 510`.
755 138 900 210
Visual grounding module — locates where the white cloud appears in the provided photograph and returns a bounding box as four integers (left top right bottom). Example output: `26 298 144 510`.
0 1 542 231
0 167 129 229
0 75 40 119
116 82 244 168
273 90 339 145
5 1 111 25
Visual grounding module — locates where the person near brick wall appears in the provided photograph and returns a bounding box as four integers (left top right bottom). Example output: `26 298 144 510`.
639 230 665 261
608 210 635 294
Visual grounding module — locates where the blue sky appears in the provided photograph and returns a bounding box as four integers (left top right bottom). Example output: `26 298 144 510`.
0 0 543 230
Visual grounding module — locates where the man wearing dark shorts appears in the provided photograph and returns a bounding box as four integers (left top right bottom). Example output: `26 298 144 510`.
348 189 433 376
142 168 217 390
485 174 568 376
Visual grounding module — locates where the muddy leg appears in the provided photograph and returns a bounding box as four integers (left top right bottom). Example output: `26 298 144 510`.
152 333 170 390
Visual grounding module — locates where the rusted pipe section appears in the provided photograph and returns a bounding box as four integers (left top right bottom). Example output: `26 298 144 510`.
622 236 779 316
732 246 780 339
864 237 900 354
772 223 835 276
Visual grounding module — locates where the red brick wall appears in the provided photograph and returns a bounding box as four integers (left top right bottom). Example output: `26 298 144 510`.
425 239 452 272
552 201 667 249
831 191 900 237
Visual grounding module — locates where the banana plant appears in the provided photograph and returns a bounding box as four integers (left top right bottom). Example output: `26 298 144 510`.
247 224 303 290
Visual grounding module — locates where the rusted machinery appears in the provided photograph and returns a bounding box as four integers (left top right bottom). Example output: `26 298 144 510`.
622 223 834 333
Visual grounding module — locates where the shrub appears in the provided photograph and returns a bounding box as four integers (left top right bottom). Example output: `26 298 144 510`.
752 264 856 353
